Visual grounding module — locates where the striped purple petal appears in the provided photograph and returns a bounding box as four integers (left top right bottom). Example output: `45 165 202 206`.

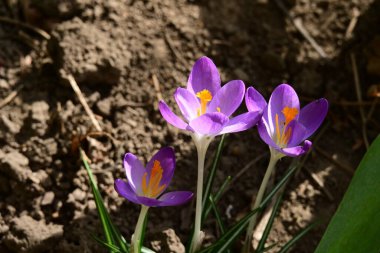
220 111 262 134
267 84 300 132
280 140 312 157
174 88 200 121
245 86 267 113
298 98 328 138
159 101 188 130
124 153 145 194
188 112 228 135
187 56 221 96
208 80 245 117
157 191 193 206
114 179 141 205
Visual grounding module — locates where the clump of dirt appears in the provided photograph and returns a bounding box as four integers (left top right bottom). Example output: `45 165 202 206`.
0 0 379 252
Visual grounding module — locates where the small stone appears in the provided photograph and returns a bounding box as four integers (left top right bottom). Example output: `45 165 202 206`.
31 170 52 188
31 101 50 136
151 229 185 253
72 188 86 202
41 191 55 206
87 200 96 211
0 150 31 182
96 98 112 116
3 215 63 253
1 114 21 134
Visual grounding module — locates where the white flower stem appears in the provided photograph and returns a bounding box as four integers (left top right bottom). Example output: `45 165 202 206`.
131 205 149 253
190 135 212 253
242 149 280 253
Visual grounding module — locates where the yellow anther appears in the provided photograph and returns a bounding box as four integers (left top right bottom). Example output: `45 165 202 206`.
141 160 166 198
196 89 212 115
217 107 221 112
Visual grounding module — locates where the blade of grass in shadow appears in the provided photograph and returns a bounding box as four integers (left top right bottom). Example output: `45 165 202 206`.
202 176 231 222
209 195 230 253
256 192 284 252
81 149 129 253
202 134 226 210
91 234 122 252
209 195 226 234
277 222 317 253
199 163 298 253
258 242 278 253
198 206 261 253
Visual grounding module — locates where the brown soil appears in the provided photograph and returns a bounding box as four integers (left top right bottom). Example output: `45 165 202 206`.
0 0 380 252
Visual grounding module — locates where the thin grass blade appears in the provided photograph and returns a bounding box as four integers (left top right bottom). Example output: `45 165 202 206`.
277 222 317 253
209 195 226 234
91 234 122 252
81 149 129 253
256 192 284 252
202 176 231 222
200 163 298 253
202 134 226 209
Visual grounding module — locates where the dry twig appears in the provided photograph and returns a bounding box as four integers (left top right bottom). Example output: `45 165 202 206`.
350 53 369 149
152 74 163 110
274 0 327 58
345 8 360 40
164 31 187 66
315 146 354 175
0 84 24 109
0 16 50 40
229 152 269 187
66 74 102 132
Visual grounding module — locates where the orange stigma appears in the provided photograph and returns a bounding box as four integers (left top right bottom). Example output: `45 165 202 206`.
282 107 299 125
141 160 166 198
196 89 212 116
275 107 299 147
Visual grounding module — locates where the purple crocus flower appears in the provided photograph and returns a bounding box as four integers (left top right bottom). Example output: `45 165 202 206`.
114 147 193 207
158 56 264 136
246 84 328 157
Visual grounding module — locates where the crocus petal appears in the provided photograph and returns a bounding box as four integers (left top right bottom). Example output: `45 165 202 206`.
208 80 245 117
280 140 312 157
220 111 262 134
145 147 176 193
257 118 279 149
174 88 200 121
298 98 328 138
188 112 228 135
157 191 194 206
285 120 307 147
114 179 141 205
267 84 300 133
124 153 145 194
187 56 221 96
135 195 162 207
245 86 267 113
159 101 188 130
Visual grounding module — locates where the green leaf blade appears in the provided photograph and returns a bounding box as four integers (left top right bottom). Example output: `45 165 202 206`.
315 135 380 253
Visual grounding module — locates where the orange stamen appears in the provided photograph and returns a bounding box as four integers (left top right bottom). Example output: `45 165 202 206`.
141 160 166 198
196 89 212 115
282 107 299 125
275 114 281 144
275 107 299 147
